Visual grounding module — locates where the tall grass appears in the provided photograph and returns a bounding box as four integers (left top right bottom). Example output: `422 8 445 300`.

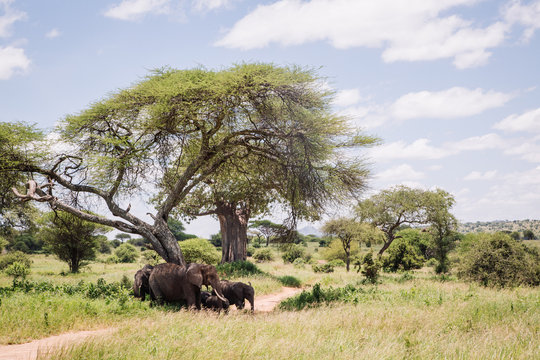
41 281 539 359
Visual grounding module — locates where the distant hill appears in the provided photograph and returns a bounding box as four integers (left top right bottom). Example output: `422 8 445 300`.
298 225 323 237
459 219 540 237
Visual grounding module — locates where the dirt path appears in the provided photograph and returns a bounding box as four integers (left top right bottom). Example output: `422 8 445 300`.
0 286 302 360
255 286 303 312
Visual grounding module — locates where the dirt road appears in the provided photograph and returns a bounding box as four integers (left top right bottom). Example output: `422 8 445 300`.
0 286 303 360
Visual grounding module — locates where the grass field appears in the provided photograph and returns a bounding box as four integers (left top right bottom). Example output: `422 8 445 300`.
0 249 539 359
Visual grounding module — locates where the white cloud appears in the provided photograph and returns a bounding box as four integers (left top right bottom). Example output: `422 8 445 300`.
376 164 425 183
368 138 453 161
494 107 540 133
333 88 363 107
0 45 30 80
504 0 540 42
104 0 171 21
0 0 25 37
193 0 234 11
45 28 61 38
370 133 509 162
216 0 507 69
503 138 540 163
464 170 497 180
391 87 513 120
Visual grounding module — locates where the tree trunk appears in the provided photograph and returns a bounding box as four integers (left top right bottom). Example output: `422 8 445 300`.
217 201 250 263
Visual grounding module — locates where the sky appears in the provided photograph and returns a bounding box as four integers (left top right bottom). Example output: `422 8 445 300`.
1 0 540 237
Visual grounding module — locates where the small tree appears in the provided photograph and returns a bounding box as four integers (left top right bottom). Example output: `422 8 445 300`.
38 211 111 273
115 233 131 243
523 229 536 240
249 220 283 247
178 238 221 264
322 218 375 272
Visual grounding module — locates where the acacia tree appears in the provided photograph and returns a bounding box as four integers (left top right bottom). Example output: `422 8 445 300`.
3 64 373 265
249 219 283 247
356 186 457 256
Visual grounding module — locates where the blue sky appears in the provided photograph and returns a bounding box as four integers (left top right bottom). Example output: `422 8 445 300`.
1 0 540 237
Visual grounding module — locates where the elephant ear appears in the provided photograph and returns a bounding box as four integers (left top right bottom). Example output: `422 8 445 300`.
187 266 203 287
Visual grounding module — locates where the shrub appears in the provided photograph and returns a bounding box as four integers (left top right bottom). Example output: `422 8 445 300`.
278 275 302 287
292 258 305 268
329 259 346 267
141 250 162 266
178 238 220 264
216 261 263 278
279 283 363 311
253 248 274 262
321 239 359 262
105 255 120 264
312 263 334 273
457 232 540 287
0 251 32 270
282 245 305 263
359 252 381 284
382 237 425 272
114 243 139 263
5 261 30 279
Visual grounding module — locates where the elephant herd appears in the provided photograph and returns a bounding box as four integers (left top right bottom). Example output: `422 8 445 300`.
133 263 255 312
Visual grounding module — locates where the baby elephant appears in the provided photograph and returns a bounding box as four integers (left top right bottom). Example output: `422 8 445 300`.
201 291 229 312
133 264 154 301
214 280 255 312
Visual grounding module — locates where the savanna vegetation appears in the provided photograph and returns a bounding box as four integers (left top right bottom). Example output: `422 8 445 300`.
0 64 539 359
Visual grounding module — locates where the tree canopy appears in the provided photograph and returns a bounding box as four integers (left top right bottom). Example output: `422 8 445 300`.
3 63 375 265
356 186 457 256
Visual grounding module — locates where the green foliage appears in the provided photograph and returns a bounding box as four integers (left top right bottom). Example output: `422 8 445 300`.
0 251 32 270
167 218 197 242
114 243 139 263
523 229 536 240
8 232 44 253
279 283 363 311
252 248 274 262
0 236 6 252
328 259 346 267
178 238 220 264
359 252 381 284
382 237 425 272
38 211 111 272
312 263 334 273
4 261 30 279
141 250 162 266
209 233 222 247
278 275 302 287
282 244 306 263
216 260 263 278
457 232 540 287
96 235 112 254
292 258 305 268
321 239 359 262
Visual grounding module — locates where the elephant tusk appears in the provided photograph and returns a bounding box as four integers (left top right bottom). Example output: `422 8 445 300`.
216 292 228 303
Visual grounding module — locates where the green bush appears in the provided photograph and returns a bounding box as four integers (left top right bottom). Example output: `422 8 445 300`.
329 259 346 267
457 232 540 287
178 238 221 264
141 250 162 266
253 248 274 262
105 255 120 264
321 239 359 263
292 258 305 268
382 237 425 272
279 283 363 311
114 243 139 263
5 261 30 279
0 251 32 270
282 245 305 263
312 263 334 273
216 261 263 278
278 275 302 287
359 252 381 284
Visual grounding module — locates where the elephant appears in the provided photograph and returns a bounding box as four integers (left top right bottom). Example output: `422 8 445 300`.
213 280 255 312
148 263 227 310
133 264 154 301
201 291 229 312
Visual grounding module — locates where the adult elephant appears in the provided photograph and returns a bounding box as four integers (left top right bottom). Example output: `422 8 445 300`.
133 264 154 301
149 263 227 309
214 280 255 312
